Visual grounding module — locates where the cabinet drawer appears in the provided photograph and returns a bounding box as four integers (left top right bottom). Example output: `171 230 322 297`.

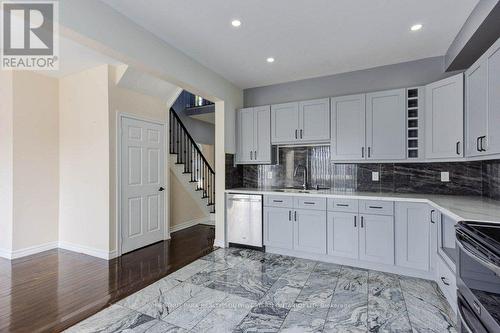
359 200 394 216
294 196 326 210
327 198 358 213
437 256 457 311
265 195 293 208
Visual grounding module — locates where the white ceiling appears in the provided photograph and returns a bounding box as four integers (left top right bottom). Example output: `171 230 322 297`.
102 0 478 89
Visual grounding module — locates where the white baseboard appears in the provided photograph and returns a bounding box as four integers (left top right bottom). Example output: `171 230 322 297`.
58 241 115 260
0 242 59 260
213 238 225 248
170 217 210 233
0 247 12 259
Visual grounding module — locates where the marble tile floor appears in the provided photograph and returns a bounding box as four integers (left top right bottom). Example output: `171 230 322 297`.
66 248 457 333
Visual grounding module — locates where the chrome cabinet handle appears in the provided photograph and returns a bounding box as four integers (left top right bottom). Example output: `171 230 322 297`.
294 210 297 221
430 210 435 224
250 151 253 160
361 216 364 228
300 129 303 139
289 210 291 221
354 215 357 227
476 137 481 152
368 147 371 158
479 136 486 152
361 147 365 158
295 129 298 139
336 204 349 207
368 206 383 209
456 141 461 155
254 150 257 159
440 276 450 286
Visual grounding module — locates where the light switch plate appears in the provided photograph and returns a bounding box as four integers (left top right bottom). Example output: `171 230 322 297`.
372 172 379 181
441 172 450 182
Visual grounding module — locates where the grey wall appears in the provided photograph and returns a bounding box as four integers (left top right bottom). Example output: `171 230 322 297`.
445 0 500 71
244 56 459 107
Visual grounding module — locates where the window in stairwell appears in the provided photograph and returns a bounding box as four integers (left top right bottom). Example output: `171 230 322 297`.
195 95 204 107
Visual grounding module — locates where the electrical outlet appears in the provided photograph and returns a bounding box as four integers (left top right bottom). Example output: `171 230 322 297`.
267 171 273 179
372 172 379 181
441 172 450 182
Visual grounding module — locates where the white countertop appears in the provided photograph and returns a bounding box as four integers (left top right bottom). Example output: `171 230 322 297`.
225 188 500 224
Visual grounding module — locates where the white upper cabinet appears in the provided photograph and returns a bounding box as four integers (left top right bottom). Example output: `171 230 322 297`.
271 99 329 144
466 37 500 158
425 73 464 160
271 102 299 144
366 89 406 160
298 98 330 142
236 106 271 164
331 94 366 161
466 61 488 157
254 106 271 163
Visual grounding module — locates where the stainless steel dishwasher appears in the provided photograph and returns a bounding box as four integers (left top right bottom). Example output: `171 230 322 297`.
226 194 263 248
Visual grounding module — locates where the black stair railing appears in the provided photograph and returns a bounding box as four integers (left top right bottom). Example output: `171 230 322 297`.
169 108 215 212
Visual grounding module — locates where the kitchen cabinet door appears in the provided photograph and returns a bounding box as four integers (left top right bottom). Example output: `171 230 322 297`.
327 212 358 259
293 209 327 254
366 89 406 160
331 94 366 161
395 202 431 271
264 207 293 249
425 73 464 160
465 61 487 157
254 106 271 163
236 108 255 163
271 102 299 144
359 214 394 265
486 39 500 156
299 98 330 142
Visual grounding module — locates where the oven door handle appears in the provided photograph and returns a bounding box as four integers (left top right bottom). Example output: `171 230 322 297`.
457 303 474 333
457 240 500 276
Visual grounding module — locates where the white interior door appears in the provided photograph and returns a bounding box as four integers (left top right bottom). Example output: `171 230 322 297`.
121 117 165 254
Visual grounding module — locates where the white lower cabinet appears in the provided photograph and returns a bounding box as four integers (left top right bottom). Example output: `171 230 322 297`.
263 197 326 254
263 207 293 249
294 209 327 254
327 212 358 259
261 195 438 279
395 202 432 271
436 255 457 313
359 214 395 265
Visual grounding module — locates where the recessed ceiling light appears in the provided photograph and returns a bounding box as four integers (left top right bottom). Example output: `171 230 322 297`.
231 19 241 27
410 24 423 31
266 57 275 63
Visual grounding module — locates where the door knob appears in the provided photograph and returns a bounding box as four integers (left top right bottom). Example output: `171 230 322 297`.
159 187 165 191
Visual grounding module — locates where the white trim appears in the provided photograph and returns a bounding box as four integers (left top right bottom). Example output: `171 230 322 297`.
116 112 169 258
169 217 210 233
213 238 225 248
0 248 11 259
58 241 116 260
0 242 58 260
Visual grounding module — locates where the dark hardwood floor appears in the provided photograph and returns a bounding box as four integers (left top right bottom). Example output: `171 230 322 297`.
0 224 215 333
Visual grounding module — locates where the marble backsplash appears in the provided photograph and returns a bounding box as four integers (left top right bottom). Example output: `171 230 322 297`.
225 147 500 200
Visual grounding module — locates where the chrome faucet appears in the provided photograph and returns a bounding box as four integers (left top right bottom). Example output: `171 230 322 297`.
294 164 308 190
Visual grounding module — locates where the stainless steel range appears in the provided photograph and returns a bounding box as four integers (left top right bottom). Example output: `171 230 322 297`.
456 221 500 333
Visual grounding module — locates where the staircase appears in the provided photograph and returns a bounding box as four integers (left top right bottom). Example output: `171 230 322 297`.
169 108 215 213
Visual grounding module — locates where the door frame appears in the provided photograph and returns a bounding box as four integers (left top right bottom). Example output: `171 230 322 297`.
116 112 170 257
